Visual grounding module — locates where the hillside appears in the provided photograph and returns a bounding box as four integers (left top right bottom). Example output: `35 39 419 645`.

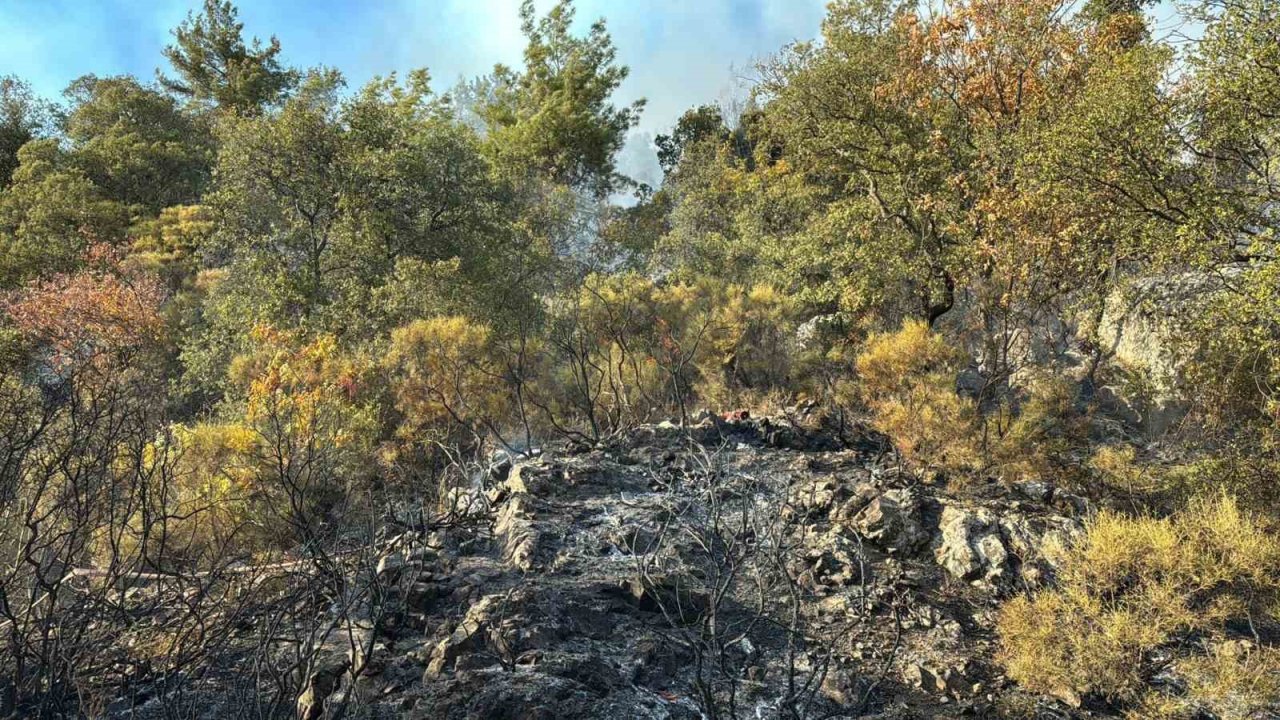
3 0 1280 717
78 412 1104 719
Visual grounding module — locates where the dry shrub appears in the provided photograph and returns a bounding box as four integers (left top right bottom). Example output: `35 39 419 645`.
384 315 508 455
855 319 978 472
157 422 263 564
997 495 1280 714
986 373 1091 485
529 275 804 433
1088 444 1159 496
696 283 798 409
147 328 382 565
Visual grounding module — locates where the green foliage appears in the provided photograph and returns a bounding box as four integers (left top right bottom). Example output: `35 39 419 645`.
160 0 297 114
655 105 730 175
0 140 129 288
0 75 52 189
477 0 643 198
63 75 212 213
205 70 524 331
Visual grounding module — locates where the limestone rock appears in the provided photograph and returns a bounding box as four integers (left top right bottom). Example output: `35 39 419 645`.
934 506 1009 585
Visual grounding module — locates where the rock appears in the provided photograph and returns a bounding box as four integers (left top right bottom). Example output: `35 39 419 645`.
786 477 844 519
852 489 928 554
85 416 1113 719
803 527 867 588
903 661 975 699
795 313 842 352
424 595 503 677
506 461 557 496
297 658 349 720
903 662 947 695
935 504 1083 588
821 667 861 704
1013 480 1051 503
494 492 539 572
830 481 882 524
998 514 1082 587
376 551 406 579
934 506 1009 586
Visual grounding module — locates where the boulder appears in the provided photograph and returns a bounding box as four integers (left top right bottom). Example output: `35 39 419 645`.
934 506 1009 586
851 488 928 554
424 595 503 677
297 658 349 720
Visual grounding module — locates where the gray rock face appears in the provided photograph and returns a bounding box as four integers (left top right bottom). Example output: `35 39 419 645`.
934 506 1010 586
934 504 1082 588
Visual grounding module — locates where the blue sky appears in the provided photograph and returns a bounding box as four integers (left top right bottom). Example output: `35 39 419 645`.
0 0 1192 187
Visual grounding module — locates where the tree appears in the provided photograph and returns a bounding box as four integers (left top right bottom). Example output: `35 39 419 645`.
3 247 167 375
0 76 52 189
186 69 532 403
477 0 644 199
0 141 129 288
208 70 518 322
655 105 729 175
160 0 297 114
62 75 212 213
208 69 349 320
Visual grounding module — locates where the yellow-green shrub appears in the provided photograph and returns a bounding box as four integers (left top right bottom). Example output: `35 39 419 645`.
161 422 263 564
1088 444 1159 496
1134 642 1280 720
998 495 1280 713
125 204 213 288
537 273 717 433
215 328 378 553
384 315 508 448
855 319 978 472
987 374 1091 485
696 283 798 409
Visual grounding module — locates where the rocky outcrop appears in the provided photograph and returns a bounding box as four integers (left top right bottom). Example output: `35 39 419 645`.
296 659 349 720
934 504 1082 589
935 506 1011 587
107 415 1095 720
